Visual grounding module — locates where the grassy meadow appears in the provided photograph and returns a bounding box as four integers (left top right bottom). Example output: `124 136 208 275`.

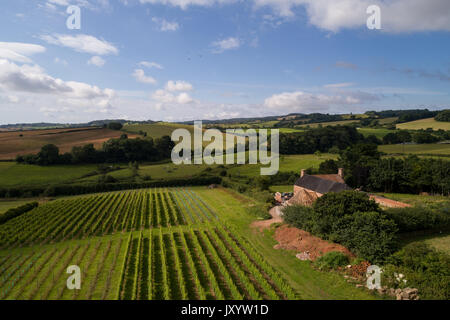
396 118 450 131
0 162 98 187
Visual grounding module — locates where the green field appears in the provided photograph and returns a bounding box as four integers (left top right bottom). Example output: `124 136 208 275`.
379 143 450 155
123 122 194 139
0 187 374 300
404 233 450 255
0 162 98 187
375 193 450 207
358 128 394 139
295 120 359 129
227 154 337 177
396 118 450 131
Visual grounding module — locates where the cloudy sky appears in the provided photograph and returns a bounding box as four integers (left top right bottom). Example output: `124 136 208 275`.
1 0 450 124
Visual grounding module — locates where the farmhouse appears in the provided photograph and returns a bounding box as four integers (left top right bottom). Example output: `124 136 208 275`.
285 168 411 208
288 168 351 206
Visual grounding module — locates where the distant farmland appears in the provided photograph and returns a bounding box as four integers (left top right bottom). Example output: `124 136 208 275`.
396 118 450 131
379 143 450 156
0 127 139 160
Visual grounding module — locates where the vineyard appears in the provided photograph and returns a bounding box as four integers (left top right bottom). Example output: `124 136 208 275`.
0 188 297 300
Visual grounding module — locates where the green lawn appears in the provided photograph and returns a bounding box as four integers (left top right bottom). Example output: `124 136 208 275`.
379 143 450 155
0 162 98 187
396 118 450 131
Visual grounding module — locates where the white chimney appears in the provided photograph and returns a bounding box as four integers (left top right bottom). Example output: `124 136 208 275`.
338 168 344 178
301 169 306 177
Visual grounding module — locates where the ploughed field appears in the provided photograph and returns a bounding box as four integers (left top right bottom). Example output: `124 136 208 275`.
0 127 138 160
0 188 296 300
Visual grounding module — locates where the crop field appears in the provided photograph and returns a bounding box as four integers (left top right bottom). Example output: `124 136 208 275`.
396 118 450 131
0 188 298 300
0 127 139 160
379 143 450 156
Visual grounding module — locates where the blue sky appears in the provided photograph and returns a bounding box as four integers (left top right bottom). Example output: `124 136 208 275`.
0 0 450 124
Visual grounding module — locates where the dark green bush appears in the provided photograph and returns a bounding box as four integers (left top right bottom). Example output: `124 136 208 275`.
314 251 349 270
333 211 398 264
313 191 381 235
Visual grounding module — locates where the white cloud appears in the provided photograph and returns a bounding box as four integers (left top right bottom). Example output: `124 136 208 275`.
40 34 118 55
152 89 194 109
211 37 240 53
165 80 193 92
264 90 379 112
139 61 164 69
152 17 179 31
133 69 157 84
254 0 450 33
0 59 115 105
0 42 46 63
88 55 106 67
140 0 450 33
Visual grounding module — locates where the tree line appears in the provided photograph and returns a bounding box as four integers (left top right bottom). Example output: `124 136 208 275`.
16 134 175 165
323 143 450 195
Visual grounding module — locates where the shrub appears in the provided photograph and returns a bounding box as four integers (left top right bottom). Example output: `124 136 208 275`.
314 251 349 270
333 211 398 264
313 191 381 235
384 243 450 299
282 205 320 234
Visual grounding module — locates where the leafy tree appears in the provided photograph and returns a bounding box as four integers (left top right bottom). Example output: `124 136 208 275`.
413 131 439 144
338 143 381 188
37 144 60 165
318 159 338 174
107 122 123 130
434 109 450 122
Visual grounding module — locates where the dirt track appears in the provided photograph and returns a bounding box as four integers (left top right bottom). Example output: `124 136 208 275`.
251 206 283 230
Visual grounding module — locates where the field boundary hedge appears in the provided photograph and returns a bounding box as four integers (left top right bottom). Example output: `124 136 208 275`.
0 202 38 224
0 176 222 198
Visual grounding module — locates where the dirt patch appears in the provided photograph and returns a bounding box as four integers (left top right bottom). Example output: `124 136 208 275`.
369 195 411 208
273 225 354 261
251 206 283 230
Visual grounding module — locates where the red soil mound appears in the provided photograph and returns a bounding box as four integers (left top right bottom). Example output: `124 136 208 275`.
273 225 354 261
